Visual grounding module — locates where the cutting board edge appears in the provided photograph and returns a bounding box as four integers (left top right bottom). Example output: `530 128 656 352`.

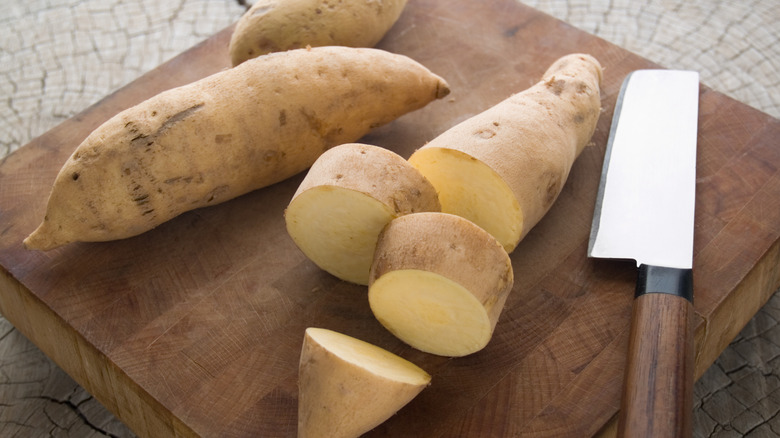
693 235 780 376
0 265 198 438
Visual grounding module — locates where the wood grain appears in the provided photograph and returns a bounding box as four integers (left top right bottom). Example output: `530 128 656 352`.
0 0 779 437
618 292 694 438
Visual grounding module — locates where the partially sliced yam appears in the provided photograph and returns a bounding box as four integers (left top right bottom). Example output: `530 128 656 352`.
368 212 514 357
408 53 603 253
298 327 431 438
285 143 440 285
409 147 522 253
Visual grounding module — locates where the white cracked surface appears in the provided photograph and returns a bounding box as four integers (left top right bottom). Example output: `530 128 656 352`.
0 0 778 436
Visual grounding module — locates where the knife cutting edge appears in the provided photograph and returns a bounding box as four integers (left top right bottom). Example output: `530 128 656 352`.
588 69 700 437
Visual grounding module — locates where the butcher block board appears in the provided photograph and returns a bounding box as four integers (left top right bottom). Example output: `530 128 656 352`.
1 1 778 436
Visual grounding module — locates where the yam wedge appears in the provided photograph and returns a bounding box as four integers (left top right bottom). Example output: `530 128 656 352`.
298 327 430 438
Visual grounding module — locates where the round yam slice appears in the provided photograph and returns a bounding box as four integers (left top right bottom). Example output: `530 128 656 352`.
368 212 514 357
298 327 431 438
285 143 440 285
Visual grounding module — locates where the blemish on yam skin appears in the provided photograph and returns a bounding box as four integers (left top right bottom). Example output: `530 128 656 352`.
476 129 496 139
90 223 107 232
576 81 591 94
159 104 204 134
205 185 230 203
130 133 151 148
391 198 402 214
129 103 205 148
215 133 232 144
542 171 563 209
504 24 521 38
163 175 195 185
300 108 323 134
546 78 566 96
256 37 281 53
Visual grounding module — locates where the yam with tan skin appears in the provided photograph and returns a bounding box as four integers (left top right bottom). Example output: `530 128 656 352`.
298 327 431 438
24 46 450 251
285 143 440 285
408 53 603 253
230 0 409 66
368 212 514 357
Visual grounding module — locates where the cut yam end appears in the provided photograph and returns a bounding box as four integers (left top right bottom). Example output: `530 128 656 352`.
285 143 440 285
370 269 493 356
408 147 522 253
298 327 431 438
369 212 514 357
287 187 396 284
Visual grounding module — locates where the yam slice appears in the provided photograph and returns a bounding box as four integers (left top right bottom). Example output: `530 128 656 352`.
285 143 440 285
298 327 431 438
368 212 514 357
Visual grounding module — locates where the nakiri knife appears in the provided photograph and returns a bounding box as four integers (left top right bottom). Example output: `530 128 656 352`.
588 69 700 437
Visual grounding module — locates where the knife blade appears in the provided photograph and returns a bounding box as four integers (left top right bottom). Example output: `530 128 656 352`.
588 69 699 438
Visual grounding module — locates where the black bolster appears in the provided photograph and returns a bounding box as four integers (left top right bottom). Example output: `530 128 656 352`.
635 264 694 303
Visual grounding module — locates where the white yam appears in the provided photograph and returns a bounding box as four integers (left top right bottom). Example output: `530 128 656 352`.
408 53 603 252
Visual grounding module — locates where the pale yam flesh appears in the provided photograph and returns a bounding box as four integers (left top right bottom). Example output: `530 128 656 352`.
369 212 514 357
24 47 450 250
285 143 440 285
298 327 430 438
408 53 603 252
230 0 408 66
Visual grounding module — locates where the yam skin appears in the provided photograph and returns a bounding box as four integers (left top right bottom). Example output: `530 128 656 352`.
368 212 514 357
408 53 603 253
24 46 450 251
230 0 408 66
298 327 431 438
285 143 440 285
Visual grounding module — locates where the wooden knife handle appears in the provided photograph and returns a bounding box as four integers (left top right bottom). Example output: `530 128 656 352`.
617 265 694 438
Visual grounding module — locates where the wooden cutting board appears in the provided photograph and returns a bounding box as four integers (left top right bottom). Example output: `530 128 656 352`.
1 1 778 436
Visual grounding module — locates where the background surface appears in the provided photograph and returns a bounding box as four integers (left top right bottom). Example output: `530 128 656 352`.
1 0 778 436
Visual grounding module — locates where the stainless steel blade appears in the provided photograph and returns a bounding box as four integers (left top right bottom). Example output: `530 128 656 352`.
588 69 699 269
